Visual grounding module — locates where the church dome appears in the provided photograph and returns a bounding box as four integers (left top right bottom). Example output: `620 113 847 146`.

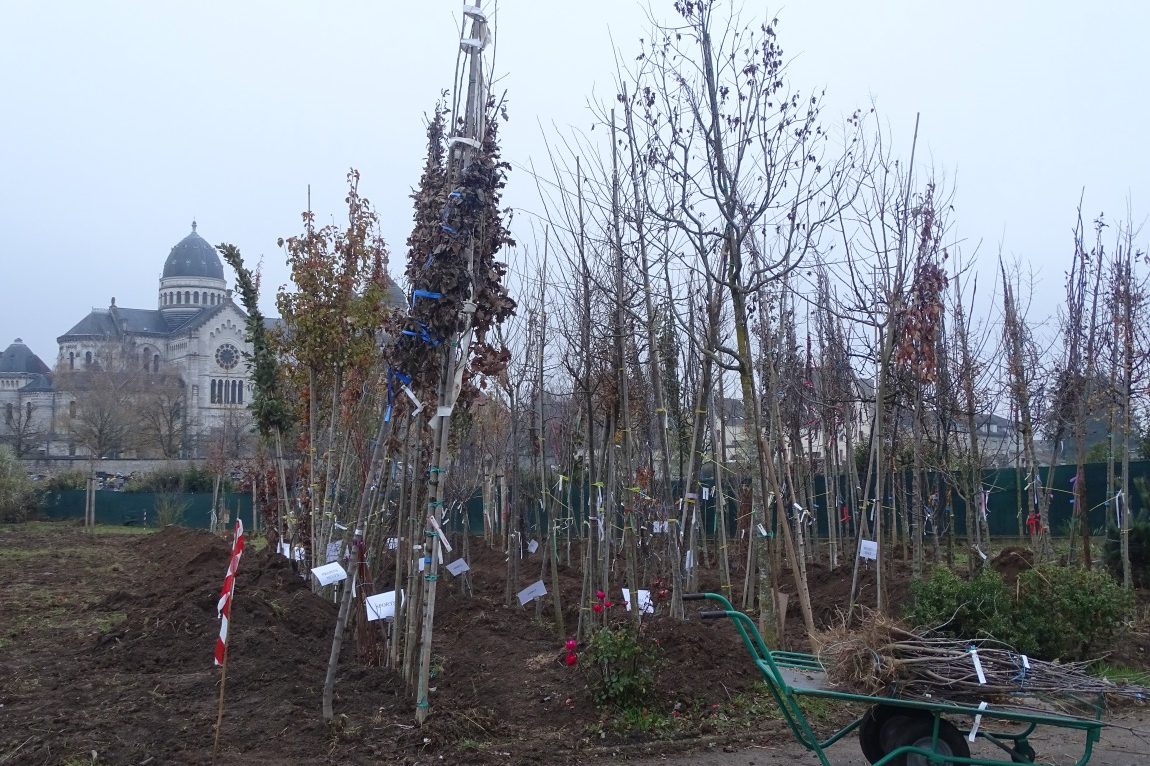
162 222 224 280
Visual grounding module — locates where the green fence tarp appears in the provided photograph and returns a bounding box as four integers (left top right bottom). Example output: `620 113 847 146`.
37 490 255 529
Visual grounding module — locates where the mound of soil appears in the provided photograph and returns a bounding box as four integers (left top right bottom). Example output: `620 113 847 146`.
2 526 772 765
990 545 1035 585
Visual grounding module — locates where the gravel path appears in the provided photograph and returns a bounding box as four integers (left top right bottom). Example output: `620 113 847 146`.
618 711 1150 766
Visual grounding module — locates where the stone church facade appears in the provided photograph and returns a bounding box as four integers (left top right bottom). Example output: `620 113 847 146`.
2 223 257 458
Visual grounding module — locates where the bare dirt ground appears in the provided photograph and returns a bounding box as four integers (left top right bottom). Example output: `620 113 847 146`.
1 522 1146 766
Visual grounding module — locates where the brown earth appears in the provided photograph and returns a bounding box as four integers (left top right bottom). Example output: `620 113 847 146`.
989 545 1036 585
3 524 1139 766
0 525 785 766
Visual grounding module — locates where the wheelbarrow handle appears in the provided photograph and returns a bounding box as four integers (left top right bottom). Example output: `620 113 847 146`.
682 592 708 601
698 610 728 619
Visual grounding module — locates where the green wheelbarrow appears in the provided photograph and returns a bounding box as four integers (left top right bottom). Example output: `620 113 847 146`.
684 592 1105 765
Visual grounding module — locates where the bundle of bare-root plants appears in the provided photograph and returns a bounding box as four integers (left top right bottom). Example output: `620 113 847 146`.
813 612 1149 712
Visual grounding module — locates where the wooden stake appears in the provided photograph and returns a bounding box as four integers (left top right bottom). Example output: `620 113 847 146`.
212 630 231 758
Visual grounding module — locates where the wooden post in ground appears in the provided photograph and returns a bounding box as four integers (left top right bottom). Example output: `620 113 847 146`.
413 1 491 725
212 633 231 758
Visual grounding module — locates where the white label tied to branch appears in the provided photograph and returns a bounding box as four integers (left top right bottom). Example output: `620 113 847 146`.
445 558 470 576
966 699 993 740
970 647 987 684
517 580 547 606
401 385 424 415
325 541 342 563
621 588 654 614
859 539 878 560
652 521 668 534
527 539 539 555
427 514 453 554
365 589 404 621
310 562 348 587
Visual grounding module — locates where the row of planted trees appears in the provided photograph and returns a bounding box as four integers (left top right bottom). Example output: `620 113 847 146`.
221 0 1147 725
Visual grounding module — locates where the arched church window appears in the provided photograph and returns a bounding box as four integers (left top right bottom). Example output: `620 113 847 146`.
184 291 191 304
153 354 160 374
193 291 200 304
84 351 92 367
210 379 217 404
69 352 75 370
176 292 182 305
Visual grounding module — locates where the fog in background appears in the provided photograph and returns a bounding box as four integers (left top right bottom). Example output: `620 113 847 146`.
2 0 1147 361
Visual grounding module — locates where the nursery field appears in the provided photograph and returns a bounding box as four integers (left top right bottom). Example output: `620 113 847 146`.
1 522 1148 766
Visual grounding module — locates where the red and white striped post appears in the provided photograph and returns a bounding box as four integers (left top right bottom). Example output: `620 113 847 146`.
213 519 244 755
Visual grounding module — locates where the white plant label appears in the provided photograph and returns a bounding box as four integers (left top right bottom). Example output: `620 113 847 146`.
859 539 878 560
278 542 292 558
517 579 547 606
445 558 470 576
310 562 347 587
684 549 695 571
652 521 668 534
968 701 989 742
970 647 987 684
435 405 453 417
757 523 769 538
365 589 403 621
621 588 654 614
325 541 341 563
426 514 453 554
701 487 710 501
387 537 398 551
417 556 426 572
527 539 539 555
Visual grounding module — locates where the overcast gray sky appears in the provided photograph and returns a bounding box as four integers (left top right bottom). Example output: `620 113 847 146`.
2 1 1147 363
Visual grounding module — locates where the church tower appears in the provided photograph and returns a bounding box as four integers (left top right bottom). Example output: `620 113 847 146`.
158 221 229 328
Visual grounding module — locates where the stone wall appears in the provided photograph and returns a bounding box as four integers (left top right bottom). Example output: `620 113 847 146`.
20 457 211 476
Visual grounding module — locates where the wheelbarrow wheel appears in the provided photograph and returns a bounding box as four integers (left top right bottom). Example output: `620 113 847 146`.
858 705 930 764
878 715 970 766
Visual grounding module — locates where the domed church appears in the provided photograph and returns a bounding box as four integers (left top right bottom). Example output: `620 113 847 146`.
52 222 259 456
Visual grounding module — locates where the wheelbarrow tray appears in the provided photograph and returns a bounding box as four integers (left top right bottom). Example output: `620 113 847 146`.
685 592 1105 766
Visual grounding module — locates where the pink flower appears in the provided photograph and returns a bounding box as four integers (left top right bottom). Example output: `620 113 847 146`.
565 652 578 666
565 638 577 652
592 603 604 614
595 590 605 601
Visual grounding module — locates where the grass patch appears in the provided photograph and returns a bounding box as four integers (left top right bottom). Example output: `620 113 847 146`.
1092 662 1150 685
712 682 855 734
0 521 155 536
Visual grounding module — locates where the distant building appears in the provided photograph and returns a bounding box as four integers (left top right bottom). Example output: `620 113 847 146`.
0 338 56 456
5 222 405 460
2 223 255 458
